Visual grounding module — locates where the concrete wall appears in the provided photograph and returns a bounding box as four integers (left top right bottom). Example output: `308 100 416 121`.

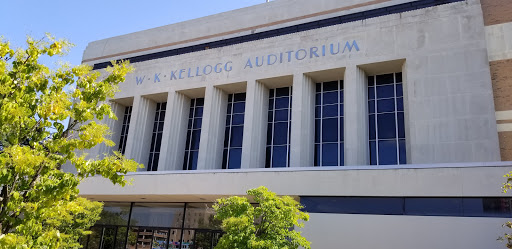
302 213 509 249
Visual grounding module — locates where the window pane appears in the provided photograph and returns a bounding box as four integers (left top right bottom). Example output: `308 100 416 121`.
195 106 204 117
191 130 201 150
314 144 320 166
265 147 271 168
228 148 242 169
98 203 131 226
396 73 403 83
274 109 289 122
272 145 288 167
322 118 338 142
266 123 273 145
230 126 244 147
397 97 404 111
232 114 244 125
377 99 395 113
396 84 403 97
339 142 344 166
323 81 339 91
315 106 321 118
234 92 246 102
195 98 204 106
273 122 289 145
194 117 202 129
378 140 398 165
368 76 375 86
322 143 338 166
370 141 377 165
276 87 290 97
369 114 376 140
368 86 375 100
267 110 273 122
398 112 405 138
322 91 338 105
399 139 406 164
377 113 396 139
368 100 375 114
189 151 198 170
376 73 394 85
184 203 221 229
224 127 230 147
376 85 395 99
275 97 290 109
233 102 245 113
405 198 462 216
322 104 338 118
315 93 321 105
315 119 321 143
129 203 185 227
339 117 344 142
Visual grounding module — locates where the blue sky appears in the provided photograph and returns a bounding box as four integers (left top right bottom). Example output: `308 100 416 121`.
1 0 267 67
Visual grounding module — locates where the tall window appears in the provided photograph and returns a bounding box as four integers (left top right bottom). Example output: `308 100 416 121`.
118 105 132 155
265 87 292 168
222 93 246 169
368 72 406 165
183 98 204 170
314 81 344 166
148 102 166 171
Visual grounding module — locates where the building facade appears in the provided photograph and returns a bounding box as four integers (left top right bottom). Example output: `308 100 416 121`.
75 0 512 248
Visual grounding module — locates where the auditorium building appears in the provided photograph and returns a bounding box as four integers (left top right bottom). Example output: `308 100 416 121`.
73 0 512 248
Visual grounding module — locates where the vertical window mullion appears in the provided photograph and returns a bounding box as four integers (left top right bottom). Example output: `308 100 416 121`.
373 77 379 165
393 73 400 164
320 83 323 167
286 89 291 167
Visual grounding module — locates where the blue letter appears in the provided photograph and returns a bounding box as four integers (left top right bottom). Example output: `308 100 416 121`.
188 68 194 78
256 56 264 67
310 47 319 58
170 70 178 80
195 67 202 77
203 65 213 75
154 73 161 83
135 76 145 85
267 54 277 65
295 49 307 60
343 40 360 53
285 51 294 62
179 69 185 79
224 61 233 71
244 58 253 69
214 63 223 73
330 43 340 55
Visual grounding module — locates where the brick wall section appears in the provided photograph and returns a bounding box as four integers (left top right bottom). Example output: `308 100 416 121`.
480 0 512 26
490 59 512 111
499 132 512 161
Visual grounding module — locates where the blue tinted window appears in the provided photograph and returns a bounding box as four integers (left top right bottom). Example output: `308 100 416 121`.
315 80 344 166
228 148 242 169
148 102 167 171
368 73 406 165
183 98 204 170
378 140 398 165
222 93 246 169
322 118 338 142
322 143 338 166
405 198 462 216
118 106 133 155
266 87 292 168
377 99 395 113
377 113 396 139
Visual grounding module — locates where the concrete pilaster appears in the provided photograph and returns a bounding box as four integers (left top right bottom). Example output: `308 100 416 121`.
241 80 269 168
344 65 369 166
289 73 315 167
159 92 191 171
124 96 157 170
197 86 228 170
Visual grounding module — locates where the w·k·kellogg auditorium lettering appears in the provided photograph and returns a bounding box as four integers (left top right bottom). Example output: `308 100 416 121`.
135 40 359 85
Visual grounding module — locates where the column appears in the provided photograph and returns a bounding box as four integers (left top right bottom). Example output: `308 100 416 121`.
241 80 269 168
158 91 191 171
124 96 157 170
289 73 315 167
197 86 228 170
344 65 369 165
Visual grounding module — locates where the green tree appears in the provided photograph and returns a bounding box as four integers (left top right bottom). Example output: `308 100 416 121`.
500 173 512 248
213 186 310 249
0 35 140 248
